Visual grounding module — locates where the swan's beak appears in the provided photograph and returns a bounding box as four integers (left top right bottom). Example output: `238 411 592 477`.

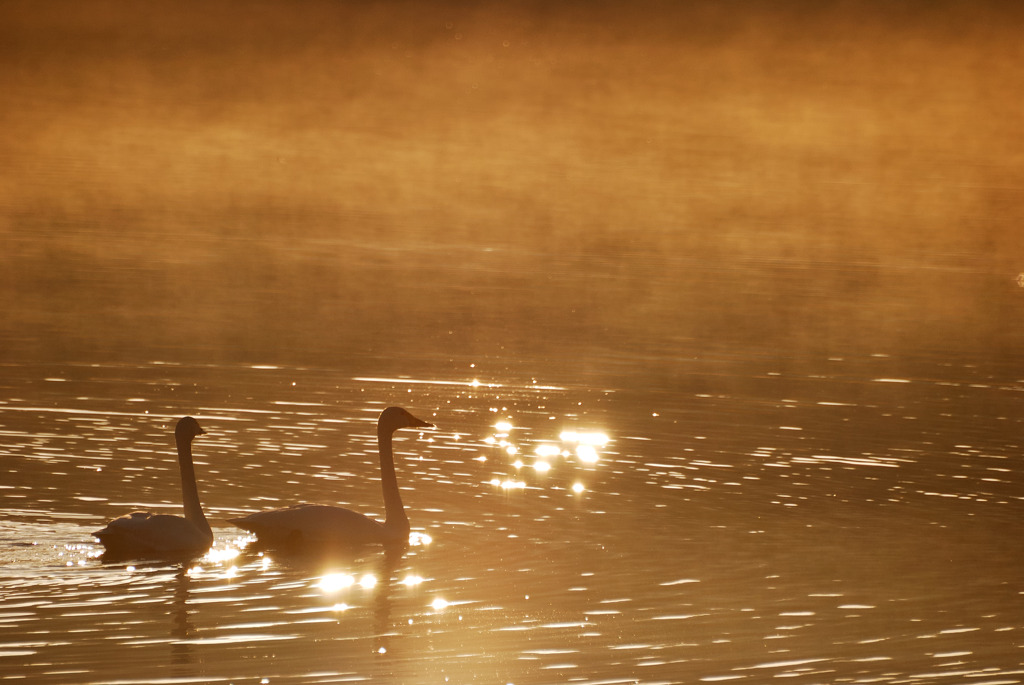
411 418 433 429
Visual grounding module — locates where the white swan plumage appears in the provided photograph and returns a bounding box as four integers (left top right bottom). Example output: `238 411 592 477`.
229 406 433 547
93 416 213 559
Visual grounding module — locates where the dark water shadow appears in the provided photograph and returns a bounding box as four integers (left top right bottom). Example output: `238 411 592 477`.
241 540 409 658
170 567 194 670
96 548 207 565
86 555 199 673
239 534 407 561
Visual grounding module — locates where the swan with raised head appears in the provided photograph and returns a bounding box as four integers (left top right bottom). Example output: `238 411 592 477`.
230 406 433 547
93 416 213 560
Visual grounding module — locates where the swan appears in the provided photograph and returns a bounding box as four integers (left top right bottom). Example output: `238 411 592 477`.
93 416 213 560
229 406 433 547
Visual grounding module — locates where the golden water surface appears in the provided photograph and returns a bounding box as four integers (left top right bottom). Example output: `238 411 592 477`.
1 1 1023 683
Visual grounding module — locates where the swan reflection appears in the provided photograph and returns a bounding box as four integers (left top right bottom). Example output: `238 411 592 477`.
171 566 194 669
230 540 413 660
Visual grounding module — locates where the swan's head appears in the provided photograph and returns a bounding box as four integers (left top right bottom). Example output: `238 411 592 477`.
379 407 434 433
175 416 206 441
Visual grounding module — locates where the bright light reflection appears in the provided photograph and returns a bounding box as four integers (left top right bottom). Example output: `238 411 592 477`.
561 430 610 446
534 460 551 473
409 531 432 546
572 482 585 493
490 478 527 489
495 421 513 432
576 445 599 463
206 547 242 564
431 597 449 611
535 444 560 458
403 574 424 587
319 573 355 593
505 445 518 456
359 574 377 589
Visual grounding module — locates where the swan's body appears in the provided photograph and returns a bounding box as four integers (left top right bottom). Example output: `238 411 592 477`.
93 416 212 560
230 407 432 548
231 503 397 546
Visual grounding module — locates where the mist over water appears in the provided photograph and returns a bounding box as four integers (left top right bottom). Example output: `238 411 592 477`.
2 0 1023 369
1 1 1022 683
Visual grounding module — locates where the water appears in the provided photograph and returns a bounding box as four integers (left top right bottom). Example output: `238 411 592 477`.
2 1 1024 682
1 358 1020 683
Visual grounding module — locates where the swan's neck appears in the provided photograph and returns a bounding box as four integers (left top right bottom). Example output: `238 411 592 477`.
377 428 409 533
177 436 212 539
